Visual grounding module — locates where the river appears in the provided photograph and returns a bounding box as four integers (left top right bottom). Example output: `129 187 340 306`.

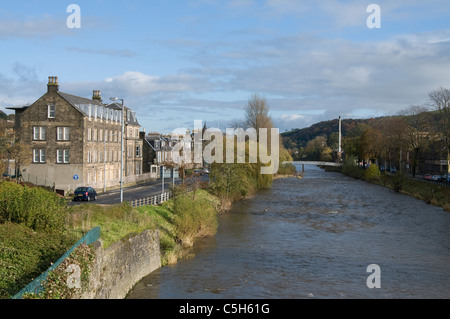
126 166 450 299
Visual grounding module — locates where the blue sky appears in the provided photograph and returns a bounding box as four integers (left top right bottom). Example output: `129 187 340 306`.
1 0 450 134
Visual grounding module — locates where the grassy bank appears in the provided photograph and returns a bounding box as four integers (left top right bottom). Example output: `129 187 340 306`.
67 187 221 265
0 179 222 298
332 164 450 213
0 222 76 299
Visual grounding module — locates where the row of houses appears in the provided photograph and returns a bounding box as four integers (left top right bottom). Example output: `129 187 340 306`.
5 76 201 194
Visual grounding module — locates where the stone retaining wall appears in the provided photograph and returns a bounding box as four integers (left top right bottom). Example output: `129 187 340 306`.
81 229 161 299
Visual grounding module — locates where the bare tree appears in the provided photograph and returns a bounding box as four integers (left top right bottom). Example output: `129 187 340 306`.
374 117 409 172
399 105 431 176
8 142 31 181
0 120 14 179
244 93 273 131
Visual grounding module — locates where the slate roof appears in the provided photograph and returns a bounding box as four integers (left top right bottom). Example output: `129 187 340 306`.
6 90 140 127
58 92 140 126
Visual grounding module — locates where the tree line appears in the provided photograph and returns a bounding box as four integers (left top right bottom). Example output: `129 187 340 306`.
282 87 450 176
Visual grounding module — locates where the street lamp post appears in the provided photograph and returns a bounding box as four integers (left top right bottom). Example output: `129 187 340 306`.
161 165 165 197
110 97 124 203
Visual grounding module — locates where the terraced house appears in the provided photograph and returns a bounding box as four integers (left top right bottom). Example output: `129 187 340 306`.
8 76 144 194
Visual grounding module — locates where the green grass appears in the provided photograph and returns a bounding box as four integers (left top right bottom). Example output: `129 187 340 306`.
67 202 155 249
67 201 179 265
395 178 450 213
134 202 179 265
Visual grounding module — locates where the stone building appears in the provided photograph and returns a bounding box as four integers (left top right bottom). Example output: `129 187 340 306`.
8 76 144 193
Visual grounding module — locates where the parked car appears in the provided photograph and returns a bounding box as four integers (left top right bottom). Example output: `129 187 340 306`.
432 175 441 181
73 187 98 201
193 168 210 176
423 174 432 180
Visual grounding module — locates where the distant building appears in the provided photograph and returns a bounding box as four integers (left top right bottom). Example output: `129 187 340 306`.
7 76 146 193
142 129 205 179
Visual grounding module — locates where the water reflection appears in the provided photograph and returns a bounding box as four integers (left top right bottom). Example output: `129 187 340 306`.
127 166 450 299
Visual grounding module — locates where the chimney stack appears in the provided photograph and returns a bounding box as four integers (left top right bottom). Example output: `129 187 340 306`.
92 90 102 102
47 76 59 93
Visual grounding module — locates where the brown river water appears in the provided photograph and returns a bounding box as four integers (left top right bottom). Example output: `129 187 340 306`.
126 166 450 299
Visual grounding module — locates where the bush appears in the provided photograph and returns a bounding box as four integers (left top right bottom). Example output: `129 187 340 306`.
0 181 66 234
172 190 218 247
389 173 406 193
365 164 381 180
277 162 297 176
341 159 364 179
0 222 75 299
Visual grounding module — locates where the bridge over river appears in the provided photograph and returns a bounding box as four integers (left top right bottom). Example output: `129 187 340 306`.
283 161 343 172
284 161 343 167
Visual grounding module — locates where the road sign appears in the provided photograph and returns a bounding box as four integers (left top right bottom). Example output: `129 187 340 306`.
73 174 79 180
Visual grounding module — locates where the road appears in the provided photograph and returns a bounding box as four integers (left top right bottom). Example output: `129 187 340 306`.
69 179 179 206
69 174 209 206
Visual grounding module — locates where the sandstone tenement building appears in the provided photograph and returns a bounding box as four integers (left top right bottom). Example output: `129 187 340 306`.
8 76 144 193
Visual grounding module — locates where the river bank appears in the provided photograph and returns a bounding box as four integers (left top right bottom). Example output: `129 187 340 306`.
126 166 450 298
325 166 450 213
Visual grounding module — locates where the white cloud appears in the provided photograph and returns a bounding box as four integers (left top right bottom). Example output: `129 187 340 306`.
67 47 138 57
0 16 68 39
103 71 211 96
281 114 305 121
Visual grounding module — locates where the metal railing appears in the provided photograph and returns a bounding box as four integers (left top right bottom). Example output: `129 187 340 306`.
11 226 101 299
130 184 197 208
130 191 172 207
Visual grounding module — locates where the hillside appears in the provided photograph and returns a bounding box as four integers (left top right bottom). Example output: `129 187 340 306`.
281 117 374 150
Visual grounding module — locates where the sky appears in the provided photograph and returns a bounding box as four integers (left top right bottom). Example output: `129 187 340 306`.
1 0 450 134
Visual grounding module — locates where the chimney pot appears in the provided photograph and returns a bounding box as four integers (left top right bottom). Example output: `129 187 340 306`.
47 76 59 93
92 90 102 102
